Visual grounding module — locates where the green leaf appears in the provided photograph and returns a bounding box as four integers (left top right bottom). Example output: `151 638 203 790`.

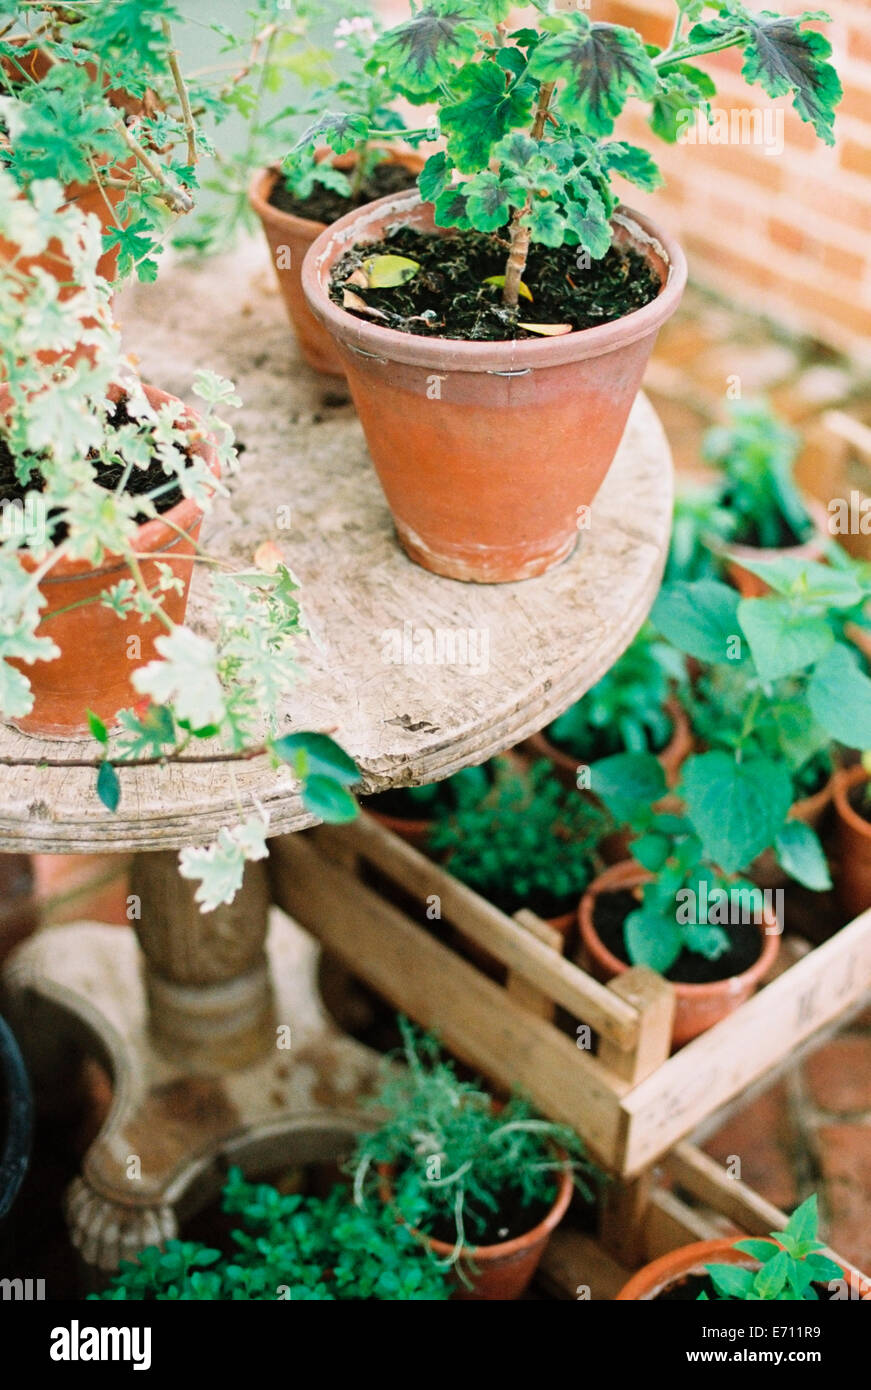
88 710 109 745
781 1193 820 1255
600 141 664 191
530 19 657 137
737 597 833 681
741 12 842 146
632 832 671 873
273 732 359 786
754 1248 790 1299
465 171 513 232
302 776 359 824
433 185 471 230
775 821 831 892
591 751 667 825
649 65 716 142
525 200 566 247
563 181 612 258
373 8 478 99
734 1237 780 1264
97 760 120 813
440 61 534 172
651 581 742 663
418 151 451 204
625 907 682 972
807 643 871 749
361 254 420 288
706 1263 757 1299
733 557 863 607
681 751 793 873
290 112 370 157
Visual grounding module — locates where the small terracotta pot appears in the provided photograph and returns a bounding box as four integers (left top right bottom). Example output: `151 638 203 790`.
302 196 687 583
379 1159 573 1300
5 383 219 739
749 770 837 890
833 765 871 920
249 149 423 377
577 861 781 1048
616 1237 869 1300
367 806 433 849
709 497 831 598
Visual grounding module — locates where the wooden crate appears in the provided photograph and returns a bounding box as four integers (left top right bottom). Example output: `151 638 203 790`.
268 815 871 1184
538 1141 870 1300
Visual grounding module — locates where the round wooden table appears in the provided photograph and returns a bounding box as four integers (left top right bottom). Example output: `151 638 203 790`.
1 240 673 1275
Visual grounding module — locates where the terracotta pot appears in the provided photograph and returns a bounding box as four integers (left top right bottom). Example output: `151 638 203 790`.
366 806 433 850
749 770 837 890
249 149 423 377
833 765 871 920
379 1159 573 1300
577 861 781 1048
528 696 693 792
616 1237 869 1300
302 196 687 583
0 42 133 285
709 497 831 598
4 383 219 739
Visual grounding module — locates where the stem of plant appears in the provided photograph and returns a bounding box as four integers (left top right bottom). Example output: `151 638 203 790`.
502 81 554 309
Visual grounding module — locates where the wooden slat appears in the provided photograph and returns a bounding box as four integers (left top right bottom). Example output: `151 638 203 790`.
313 818 642 1049
619 910 871 1175
507 910 562 1020
269 832 627 1168
600 1171 655 1266
538 1227 632 1302
599 968 675 1084
644 1190 721 1260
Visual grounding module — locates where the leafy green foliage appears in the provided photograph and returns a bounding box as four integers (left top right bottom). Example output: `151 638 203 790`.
351 1020 599 1270
546 622 686 761
94 1167 451 1301
701 1194 843 1301
701 402 816 551
529 16 657 137
427 758 607 917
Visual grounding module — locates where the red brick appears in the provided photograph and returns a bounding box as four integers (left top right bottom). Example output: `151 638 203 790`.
840 78 871 128
816 1124 871 1270
32 853 131 926
704 1085 800 1211
842 137 871 178
804 1037 871 1115
848 28 871 66
769 216 807 255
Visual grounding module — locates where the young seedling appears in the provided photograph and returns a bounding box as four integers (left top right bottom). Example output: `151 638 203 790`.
701 1194 843 1301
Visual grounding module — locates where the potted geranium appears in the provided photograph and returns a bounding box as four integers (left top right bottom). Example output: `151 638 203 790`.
427 757 607 936
617 1194 868 1301
351 1019 598 1300
247 3 425 375
699 402 830 596
297 2 840 581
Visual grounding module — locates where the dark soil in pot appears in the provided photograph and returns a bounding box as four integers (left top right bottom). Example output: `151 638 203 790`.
329 225 662 341
268 160 416 224
657 1272 836 1301
0 394 189 540
594 888 763 985
720 497 815 550
421 1178 556 1248
848 782 871 826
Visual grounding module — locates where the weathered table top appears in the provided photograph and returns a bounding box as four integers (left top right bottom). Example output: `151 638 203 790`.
0 240 672 852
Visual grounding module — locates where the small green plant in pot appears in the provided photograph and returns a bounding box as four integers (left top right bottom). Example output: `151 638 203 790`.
366 762 491 844
533 623 689 785
699 402 827 594
299 2 841 581
351 1019 599 1299
94 1166 451 1300
427 757 607 927
700 1195 845 1302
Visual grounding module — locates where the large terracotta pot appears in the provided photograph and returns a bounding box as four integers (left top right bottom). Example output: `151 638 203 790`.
577 861 781 1048
302 196 687 583
4 383 219 739
616 1237 869 1300
249 149 423 377
380 1159 573 1300
833 765 871 920
709 497 831 598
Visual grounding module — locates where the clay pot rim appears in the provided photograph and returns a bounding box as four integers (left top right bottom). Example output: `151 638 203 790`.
704 494 831 568
531 694 691 781
578 860 781 999
792 766 838 823
302 193 688 371
377 1154 573 1263
367 806 433 839
2 381 220 583
248 145 425 239
833 764 871 839
617 1236 861 1301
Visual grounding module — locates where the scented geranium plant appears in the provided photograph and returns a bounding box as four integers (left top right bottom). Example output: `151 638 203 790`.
0 176 359 911
293 0 841 332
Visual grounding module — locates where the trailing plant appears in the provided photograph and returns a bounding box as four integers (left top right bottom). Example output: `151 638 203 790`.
0 175 358 911
427 757 607 916
701 400 817 551
546 622 686 761
94 1167 450 1300
351 1019 598 1273
292 0 841 314
651 557 871 890
700 1194 843 1301
590 751 754 973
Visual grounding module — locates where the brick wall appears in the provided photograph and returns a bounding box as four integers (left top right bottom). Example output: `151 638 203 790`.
594 0 871 361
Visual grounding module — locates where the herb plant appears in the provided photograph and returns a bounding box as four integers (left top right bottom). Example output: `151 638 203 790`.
427 757 607 917
546 622 686 761
372 763 491 818
294 1 841 316
701 401 817 551
700 1194 843 1301
0 174 359 912
95 1167 450 1301
352 1019 598 1271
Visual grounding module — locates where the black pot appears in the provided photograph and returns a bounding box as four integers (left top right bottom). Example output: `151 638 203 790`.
0 1012 32 1228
